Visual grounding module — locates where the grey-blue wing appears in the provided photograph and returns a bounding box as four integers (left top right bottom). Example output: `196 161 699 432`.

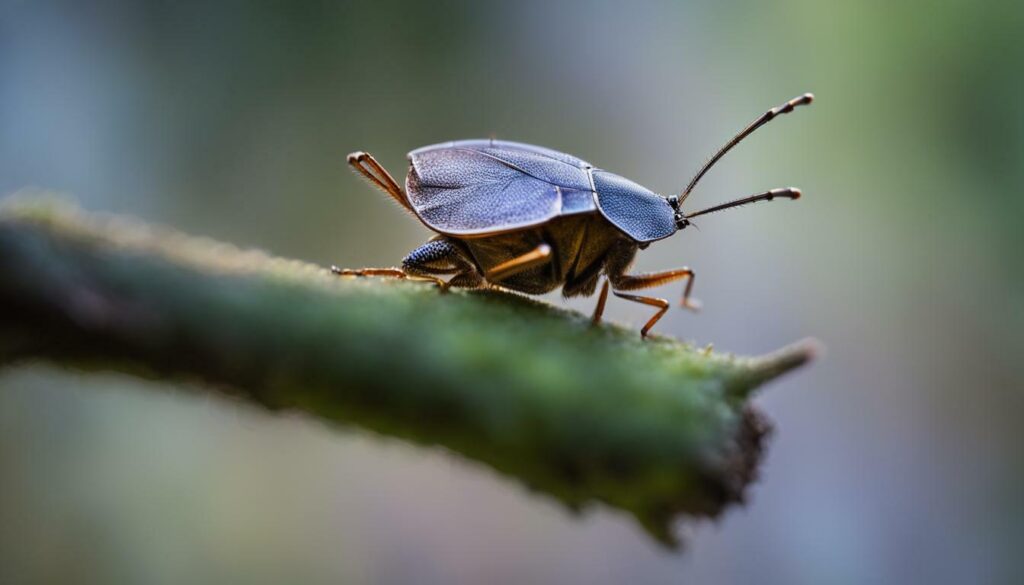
406 140 597 235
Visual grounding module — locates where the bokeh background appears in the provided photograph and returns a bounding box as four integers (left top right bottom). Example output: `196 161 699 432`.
2 1 1022 583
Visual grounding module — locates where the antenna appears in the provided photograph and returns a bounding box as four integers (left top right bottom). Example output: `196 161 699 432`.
684 188 800 220
680 93 813 204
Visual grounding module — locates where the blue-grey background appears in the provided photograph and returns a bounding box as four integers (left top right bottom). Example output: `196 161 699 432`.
2 1 1022 583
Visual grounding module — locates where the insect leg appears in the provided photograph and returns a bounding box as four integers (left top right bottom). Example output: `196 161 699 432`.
330 265 445 287
611 291 671 339
331 267 405 278
591 279 610 325
603 240 700 312
484 244 552 283
402 239 483 290
610 268 700 312
600 241 699 337
347 151 413 211
607 269 698 338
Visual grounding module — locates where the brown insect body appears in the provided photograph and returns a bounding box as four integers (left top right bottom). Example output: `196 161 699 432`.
451 213 623 297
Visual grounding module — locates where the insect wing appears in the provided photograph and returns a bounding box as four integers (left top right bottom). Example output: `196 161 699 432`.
442 139 590 168
407 141 595 235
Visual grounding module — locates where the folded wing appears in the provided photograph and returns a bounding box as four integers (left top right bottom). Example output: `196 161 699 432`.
406 140 597 236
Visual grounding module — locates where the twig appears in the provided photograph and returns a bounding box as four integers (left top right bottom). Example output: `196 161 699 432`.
0 197 816 547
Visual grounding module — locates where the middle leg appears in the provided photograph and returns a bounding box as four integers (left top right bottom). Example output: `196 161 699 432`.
484 243 552 283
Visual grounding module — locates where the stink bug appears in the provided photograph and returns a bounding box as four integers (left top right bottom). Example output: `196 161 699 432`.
336 93 813 337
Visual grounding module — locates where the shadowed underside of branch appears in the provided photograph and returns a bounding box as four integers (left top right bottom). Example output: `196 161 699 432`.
0 197 815 547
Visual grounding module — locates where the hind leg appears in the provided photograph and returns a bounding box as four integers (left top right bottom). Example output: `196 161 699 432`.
330 265 445 285
334 238 482 290
403 238 483 290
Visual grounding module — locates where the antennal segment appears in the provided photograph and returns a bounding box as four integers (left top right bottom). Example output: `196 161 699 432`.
680 93 813 204
684 188 801 220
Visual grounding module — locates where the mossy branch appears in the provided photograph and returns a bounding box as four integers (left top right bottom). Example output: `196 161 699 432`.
0 197 815 547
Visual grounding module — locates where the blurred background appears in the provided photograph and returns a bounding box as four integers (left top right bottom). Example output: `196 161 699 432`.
2 0 1022 583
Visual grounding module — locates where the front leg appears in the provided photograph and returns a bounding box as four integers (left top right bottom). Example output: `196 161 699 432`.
610 268 700 312
597 239 700 338
607 268 699 338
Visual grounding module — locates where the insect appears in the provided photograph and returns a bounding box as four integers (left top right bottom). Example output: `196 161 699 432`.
336 93 813 337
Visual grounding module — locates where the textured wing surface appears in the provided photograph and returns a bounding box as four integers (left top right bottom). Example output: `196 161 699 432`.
592 171 676 243
406 140 597 235
432 139 591 169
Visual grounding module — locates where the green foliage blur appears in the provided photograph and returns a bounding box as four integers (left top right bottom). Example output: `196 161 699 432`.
1 1 1022 583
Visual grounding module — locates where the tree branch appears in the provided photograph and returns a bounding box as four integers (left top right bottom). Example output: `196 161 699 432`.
0 197 815 547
